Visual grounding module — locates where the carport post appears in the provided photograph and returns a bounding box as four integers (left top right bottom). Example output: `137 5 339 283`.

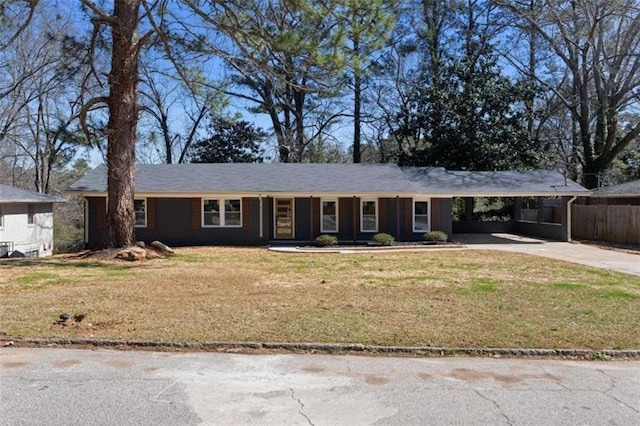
513 197 522 221
565 195 577 242
537 197 545 223
465 198 473 221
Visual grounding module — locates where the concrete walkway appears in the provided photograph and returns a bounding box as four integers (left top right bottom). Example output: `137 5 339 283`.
269 233 639 277
453 233 640 277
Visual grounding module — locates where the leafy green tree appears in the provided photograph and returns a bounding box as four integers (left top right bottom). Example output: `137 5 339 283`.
53 159 91 253
396 0 537 170
189 115 268 163
364 0 456 163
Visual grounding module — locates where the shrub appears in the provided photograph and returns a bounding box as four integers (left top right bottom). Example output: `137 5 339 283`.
372 233 395 246
314 234 338 247
423 231 448 242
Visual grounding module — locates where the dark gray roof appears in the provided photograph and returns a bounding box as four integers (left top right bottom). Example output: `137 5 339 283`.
68 163 590 196
591 179 640 197
0 184 65 203
68 163 417 194
402 167 590 196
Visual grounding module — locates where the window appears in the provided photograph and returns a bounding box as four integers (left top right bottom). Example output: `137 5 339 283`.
203 199 242 227
360 199 377 232
321 199 338 233
134 199 146 227
0 206 3 228
414 200 430 232
225 199 241 226
27 205 35 225
203 200 220 226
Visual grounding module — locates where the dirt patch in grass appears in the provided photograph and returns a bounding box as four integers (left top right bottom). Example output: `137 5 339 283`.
1 247 639 351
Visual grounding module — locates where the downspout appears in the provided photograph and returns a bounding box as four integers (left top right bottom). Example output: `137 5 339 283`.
566 195 577 242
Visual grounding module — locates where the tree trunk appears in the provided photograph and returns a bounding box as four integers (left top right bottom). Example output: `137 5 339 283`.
353 37 361 164
104 0 141 248
582 162 603 190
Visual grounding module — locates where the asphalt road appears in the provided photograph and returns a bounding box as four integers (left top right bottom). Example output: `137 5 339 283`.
2 347 639 425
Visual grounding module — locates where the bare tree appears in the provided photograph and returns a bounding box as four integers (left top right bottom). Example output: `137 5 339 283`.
138 64 213 164
178 0 349 162
495 0 640 188
334 0 397 163
0 0 39 50
0 2 91 193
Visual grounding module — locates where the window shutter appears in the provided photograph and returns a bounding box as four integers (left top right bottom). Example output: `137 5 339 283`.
312 198 321 236
431 199 440 231
147 198 156 230
96 197 106 230
378 198 389 233
354 197 361 234
192 198 201 230
339 198 349 234
242 198 251 229
404 198 412 233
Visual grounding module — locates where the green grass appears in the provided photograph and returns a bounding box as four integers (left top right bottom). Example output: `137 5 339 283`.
1 246 639 351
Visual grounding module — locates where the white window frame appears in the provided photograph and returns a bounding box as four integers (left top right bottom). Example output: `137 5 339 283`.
413 198 431 233
320 198 339 233
202 198 242 228
134 198 147 228
27 204 35 226
360 199 378 233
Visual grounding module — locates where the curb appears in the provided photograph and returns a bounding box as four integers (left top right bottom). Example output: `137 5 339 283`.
2 337 639 360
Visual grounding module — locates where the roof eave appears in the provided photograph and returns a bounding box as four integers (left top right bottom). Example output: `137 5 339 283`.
589 193 638 198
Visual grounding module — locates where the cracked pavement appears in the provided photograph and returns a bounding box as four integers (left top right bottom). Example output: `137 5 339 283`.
2 347 639 425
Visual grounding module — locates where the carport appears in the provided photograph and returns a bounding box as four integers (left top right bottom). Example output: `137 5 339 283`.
403 168 591 242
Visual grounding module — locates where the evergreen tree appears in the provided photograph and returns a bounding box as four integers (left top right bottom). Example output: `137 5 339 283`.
396 0 537 171
189 116 267 164
336 0 397 163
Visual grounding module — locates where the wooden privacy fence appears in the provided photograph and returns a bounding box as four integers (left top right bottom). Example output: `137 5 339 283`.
572 205 640 244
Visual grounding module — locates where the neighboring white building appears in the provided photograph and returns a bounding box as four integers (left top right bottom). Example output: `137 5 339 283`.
0 184 65 257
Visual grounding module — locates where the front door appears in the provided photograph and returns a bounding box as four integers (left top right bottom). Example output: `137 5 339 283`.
275 198 294 239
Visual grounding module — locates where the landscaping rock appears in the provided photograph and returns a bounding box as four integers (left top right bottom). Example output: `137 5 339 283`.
150 240 175 256
115 246 147 261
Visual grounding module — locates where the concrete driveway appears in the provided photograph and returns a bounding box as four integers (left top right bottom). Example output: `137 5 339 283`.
454 233 640 277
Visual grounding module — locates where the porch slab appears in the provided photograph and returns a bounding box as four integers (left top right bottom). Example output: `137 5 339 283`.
267 244 465 254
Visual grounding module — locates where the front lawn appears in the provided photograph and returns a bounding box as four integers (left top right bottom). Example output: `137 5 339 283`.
1 247 639 350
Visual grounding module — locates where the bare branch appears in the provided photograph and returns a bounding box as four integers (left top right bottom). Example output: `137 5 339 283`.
79 0 118 26
0 0 39 50
78 96 109 146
